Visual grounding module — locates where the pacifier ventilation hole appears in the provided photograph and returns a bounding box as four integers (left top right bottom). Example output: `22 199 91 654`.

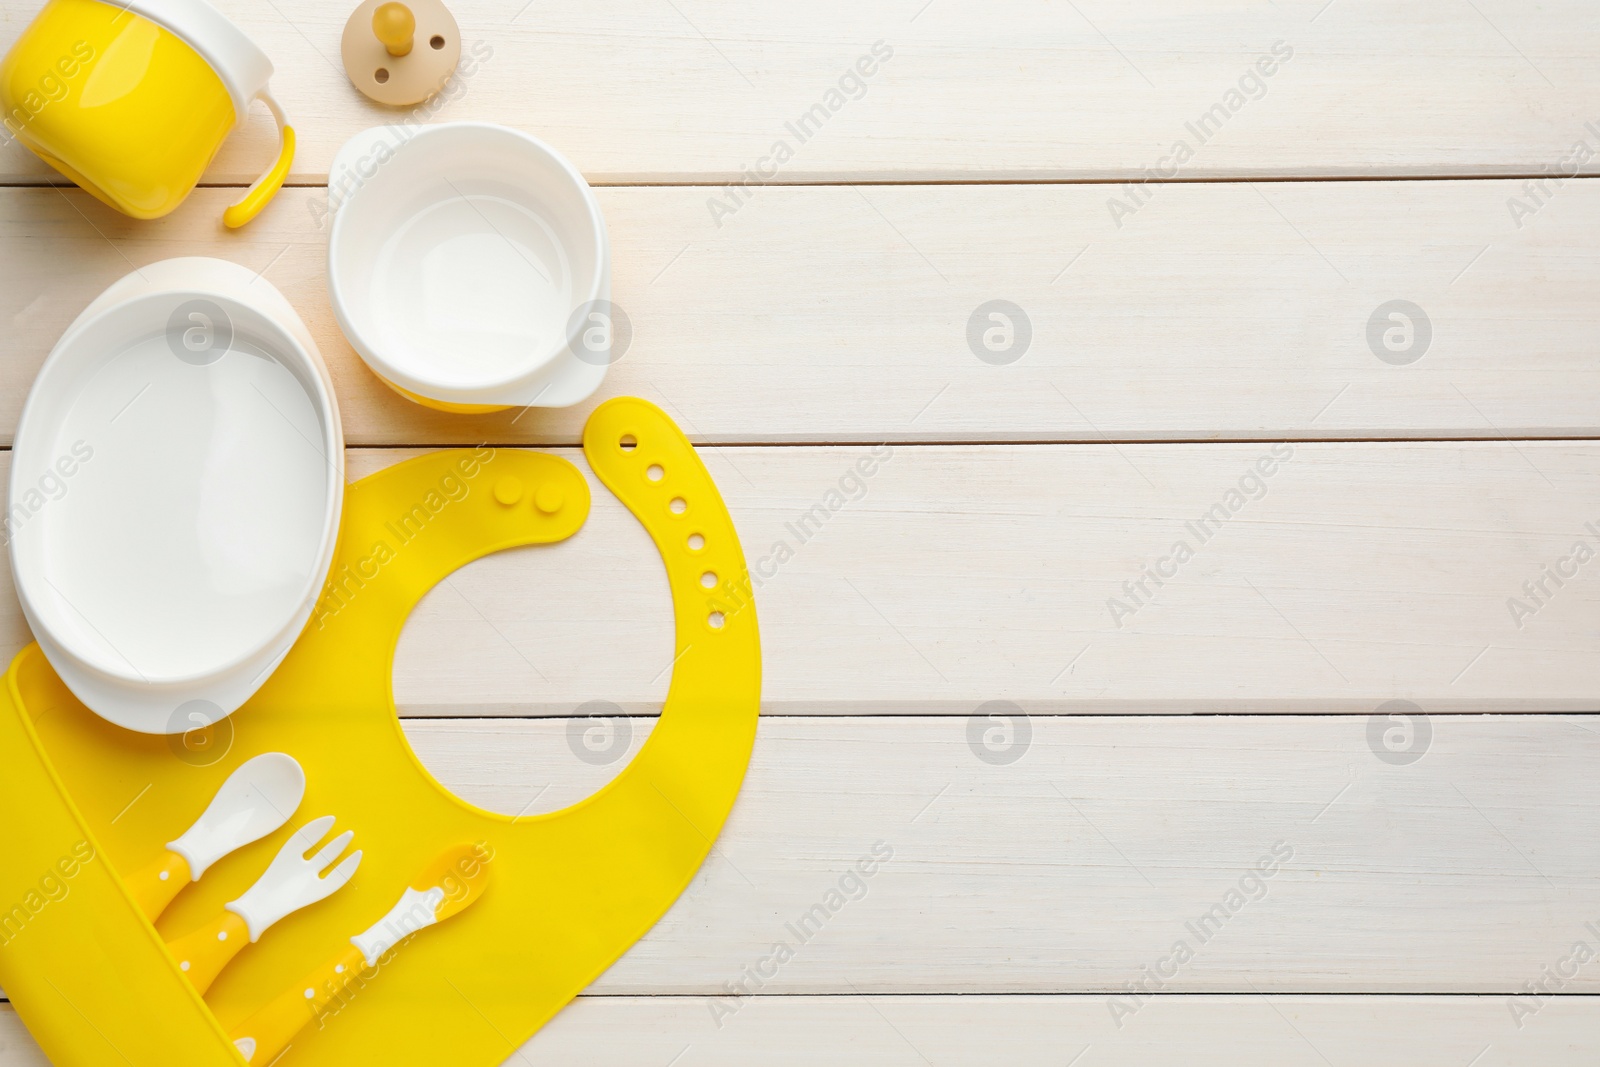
669 497 687 514
374 68 390 83
430 34 446 49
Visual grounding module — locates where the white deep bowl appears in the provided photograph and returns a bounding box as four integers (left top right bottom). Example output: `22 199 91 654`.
8 258 343 734
328 123 612 411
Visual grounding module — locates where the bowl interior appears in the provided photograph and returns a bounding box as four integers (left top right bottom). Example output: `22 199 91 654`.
10 293 337 685
332 126 604 392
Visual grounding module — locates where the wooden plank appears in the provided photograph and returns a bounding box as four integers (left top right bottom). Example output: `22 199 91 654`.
5 995 1600 1065
5 442 1600 713
384 440 1600 715
327 716 1600 992
518 994 1600 1065
2 716 1597 1000
0 1012 41 1067
2 180 1600 447
2 1 1596 184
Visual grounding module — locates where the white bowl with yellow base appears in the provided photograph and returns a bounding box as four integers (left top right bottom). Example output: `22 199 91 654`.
327 123 613 413
8 257 343 733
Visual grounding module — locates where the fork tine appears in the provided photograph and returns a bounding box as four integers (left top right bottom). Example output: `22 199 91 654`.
289 815 336 856
323 850 363 893
309 830 355 871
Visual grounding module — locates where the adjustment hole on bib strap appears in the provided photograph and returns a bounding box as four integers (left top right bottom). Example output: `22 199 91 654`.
701 571 717 589
647 464 665 482
708 611 725 630
619 434 637 452
669 497 687 515
688 533 705 551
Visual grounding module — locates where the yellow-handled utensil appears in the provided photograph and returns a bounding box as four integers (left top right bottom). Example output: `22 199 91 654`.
127 753 305 922
167 816 361 995
230 844 491 1064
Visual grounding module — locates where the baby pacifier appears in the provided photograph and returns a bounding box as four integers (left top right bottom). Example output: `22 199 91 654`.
341 0 461 106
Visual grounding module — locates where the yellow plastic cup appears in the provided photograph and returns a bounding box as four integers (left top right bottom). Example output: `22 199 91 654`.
0 0 295 227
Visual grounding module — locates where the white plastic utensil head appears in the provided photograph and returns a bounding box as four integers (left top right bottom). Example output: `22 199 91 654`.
227 816 362 942
167 753 306 881
351 885 445 967
350 844 491 966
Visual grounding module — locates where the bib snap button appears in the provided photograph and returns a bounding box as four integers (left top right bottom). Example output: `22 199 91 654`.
493 477 525 506
534 483 564 514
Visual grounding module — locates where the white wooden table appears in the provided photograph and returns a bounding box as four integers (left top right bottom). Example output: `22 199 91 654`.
3 2 1599 1063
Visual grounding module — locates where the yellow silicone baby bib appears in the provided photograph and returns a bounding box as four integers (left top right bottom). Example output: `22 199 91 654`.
0 397 761 1065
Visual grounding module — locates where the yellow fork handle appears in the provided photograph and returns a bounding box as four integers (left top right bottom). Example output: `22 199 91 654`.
230 943 369 1064
166 909 251 995
224 91 295 229
126 849 192 922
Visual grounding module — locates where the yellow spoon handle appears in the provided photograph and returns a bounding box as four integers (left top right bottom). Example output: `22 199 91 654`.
126 849 191 922
230 943 367 1064
165 910 250 995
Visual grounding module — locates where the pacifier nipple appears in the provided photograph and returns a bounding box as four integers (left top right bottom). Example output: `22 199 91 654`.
342 0 462 106
373 3 415 57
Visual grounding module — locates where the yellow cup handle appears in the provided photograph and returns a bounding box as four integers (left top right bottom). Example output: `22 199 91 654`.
223 91 295 229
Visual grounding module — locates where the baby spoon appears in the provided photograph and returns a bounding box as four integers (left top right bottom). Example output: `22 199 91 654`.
230 844 491 1064
127 753 305 922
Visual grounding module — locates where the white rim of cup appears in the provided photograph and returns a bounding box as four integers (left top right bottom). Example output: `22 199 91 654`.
327 123 610 408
